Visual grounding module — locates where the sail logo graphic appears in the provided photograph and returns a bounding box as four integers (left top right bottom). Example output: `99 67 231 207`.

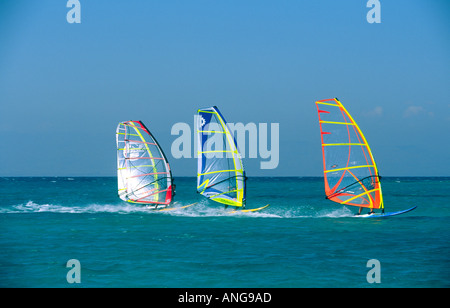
198 115 206 128
171 115 279 170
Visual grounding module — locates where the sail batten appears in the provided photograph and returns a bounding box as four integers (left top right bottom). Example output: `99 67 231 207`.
196 106 246 208
315 98 384 210
116 120 174 207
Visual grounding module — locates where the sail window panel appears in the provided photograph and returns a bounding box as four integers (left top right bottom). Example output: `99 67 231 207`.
199 140 238 194
324 146 371 172
200 123 233 159
206 179 238 200
337 183 378 206
321 123 364 145
325 169 346 193
328 175 379 207
321 125 352 144
324 142 378 204
130 177 169 203
327 174 377 206
124 128 143 141
317 104 343 121
200 129 234 175
318 106 352 123
125 145 147 160
200 167 231 182
336 192 372 206
126 143 162 160
326 166 377 186
326 169 370 192
117 149 126 165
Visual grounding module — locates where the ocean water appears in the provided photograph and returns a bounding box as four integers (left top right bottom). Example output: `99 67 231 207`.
0 176 448 288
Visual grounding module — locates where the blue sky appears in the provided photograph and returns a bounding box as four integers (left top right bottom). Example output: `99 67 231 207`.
0 0 449 176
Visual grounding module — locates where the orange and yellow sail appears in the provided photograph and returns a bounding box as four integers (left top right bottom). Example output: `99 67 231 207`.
315 98 384 210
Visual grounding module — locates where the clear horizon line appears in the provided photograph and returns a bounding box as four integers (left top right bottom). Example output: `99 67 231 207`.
1 175 450 178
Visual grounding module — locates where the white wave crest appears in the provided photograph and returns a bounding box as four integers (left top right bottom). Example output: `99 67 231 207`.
0 201 152 214
0 201 355 218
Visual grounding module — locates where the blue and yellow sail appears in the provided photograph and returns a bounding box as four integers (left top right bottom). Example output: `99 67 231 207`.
196 106 246 208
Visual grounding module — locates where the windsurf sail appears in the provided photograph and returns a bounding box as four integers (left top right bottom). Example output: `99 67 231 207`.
196 106 246 208
116 120 174 207
315 98 384 210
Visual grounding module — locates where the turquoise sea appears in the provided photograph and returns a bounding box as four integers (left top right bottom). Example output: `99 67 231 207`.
0 177 448 288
